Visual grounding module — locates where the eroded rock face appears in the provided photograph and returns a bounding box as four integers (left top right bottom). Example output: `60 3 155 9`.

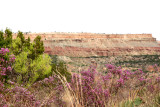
158 41 160 46
13 33 160 57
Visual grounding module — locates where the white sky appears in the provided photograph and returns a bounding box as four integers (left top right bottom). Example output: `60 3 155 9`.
0 0 160 40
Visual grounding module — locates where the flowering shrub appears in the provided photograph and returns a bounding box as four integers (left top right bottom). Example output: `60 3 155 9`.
0 48 15 84
69 64 160 106
0 48 15 76
31 75 66 106
4 86 40 107
0 48 41 107
0 48 14 106
0 48 160 106
69 65 110 106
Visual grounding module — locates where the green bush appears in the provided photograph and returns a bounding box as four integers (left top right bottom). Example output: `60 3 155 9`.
30 36 44 60
1 29 71 87
51 61 71 82
10 30 48 85
30 54 52 82
0 28 13 48
120 98 142 107
14 53 52 85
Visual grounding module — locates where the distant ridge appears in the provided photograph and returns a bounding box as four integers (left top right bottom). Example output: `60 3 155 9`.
13 33 160 57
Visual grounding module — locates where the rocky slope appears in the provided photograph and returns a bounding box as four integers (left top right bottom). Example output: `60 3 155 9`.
158 41 160 46
13 33 160 57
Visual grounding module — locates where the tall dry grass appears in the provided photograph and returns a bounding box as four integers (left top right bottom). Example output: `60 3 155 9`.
1 64 160 107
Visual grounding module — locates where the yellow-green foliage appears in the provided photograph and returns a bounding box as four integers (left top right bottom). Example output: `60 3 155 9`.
12 37 22 55
14 52 29 74
12 37 33 55
14 52 52 84
1 29 53 86
30 54 52 82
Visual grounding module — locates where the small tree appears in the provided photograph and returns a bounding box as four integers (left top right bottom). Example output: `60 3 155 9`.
29 36 44 60
0 31 4 48
24 37 31 49
34 36 44 56
17 31 25 52
4 28 12 48
11 37 22 55
0 28 13 48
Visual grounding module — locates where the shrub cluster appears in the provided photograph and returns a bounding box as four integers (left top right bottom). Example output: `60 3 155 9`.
68 64 160 106
0 48 40 107
0 48 160 106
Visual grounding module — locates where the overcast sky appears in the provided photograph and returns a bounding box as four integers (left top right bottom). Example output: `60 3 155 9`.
0 0 160 40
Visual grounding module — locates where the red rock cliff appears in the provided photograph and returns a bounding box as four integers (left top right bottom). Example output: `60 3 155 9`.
13 33 160 57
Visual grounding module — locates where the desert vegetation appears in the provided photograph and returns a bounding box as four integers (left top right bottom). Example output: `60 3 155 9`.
0 28 160 107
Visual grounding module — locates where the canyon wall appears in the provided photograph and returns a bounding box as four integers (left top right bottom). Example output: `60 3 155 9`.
158 41 160 46
13 33 160 57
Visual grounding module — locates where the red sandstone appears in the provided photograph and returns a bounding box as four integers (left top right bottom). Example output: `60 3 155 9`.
13 33 160 57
